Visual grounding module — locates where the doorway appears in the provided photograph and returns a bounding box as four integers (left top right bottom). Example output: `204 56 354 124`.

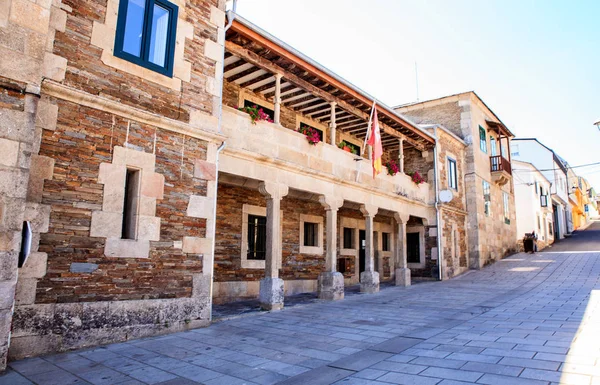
359 230 366 273
407 232 420 264
553 205 560 239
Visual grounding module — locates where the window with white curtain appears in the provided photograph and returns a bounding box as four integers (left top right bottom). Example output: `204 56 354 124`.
115 0 178 76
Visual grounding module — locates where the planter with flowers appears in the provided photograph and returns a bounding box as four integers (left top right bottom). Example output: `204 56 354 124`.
299 124 321 146
337 140 358 155
406 171 425 185
237 105 273 125
385 160 400 176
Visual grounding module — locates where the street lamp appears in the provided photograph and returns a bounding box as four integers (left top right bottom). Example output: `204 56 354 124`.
595 120 600 131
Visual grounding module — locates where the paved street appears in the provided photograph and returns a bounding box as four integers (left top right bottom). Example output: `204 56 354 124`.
3 223 600 385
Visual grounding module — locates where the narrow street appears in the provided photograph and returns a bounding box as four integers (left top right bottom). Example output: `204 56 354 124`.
3 223 600 385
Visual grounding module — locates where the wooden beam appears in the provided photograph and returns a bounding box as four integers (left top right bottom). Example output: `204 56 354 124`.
229 21 434 147
225 40 428 150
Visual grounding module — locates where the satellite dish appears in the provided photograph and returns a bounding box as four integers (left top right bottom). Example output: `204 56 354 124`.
439 189 454 203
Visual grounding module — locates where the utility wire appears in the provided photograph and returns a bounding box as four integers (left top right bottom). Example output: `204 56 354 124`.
513 160 600 173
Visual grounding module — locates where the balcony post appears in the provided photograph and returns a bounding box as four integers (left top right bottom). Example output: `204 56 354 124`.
394 212 411 286
274 73 283 125
359 204 379 293
398 138 404 173
329 102 337 145
317 195 344 300
258 181 288 310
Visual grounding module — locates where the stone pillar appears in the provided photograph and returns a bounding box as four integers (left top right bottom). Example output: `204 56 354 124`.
359 204 379 293
329 102 337 145
273 73 283 125
317 195 344 300
258 181 288 310
398 138 405 174
394 212 411 286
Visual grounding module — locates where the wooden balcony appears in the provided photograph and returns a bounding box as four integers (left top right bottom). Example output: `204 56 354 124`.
490 155 511 186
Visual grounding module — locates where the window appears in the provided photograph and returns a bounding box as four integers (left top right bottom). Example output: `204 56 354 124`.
537 215 541 230
511 144 519 157
447 158 458 190
503 192 510 224
115 0 178 76
382 232 390 251
483 180 491 216
343 227 354 249
549 222 553 236
244 100 274 121
300 122 323 142
479 126 487 153
490 136 497 156
303 222 319 247
247 214 267 260
122 168 141 239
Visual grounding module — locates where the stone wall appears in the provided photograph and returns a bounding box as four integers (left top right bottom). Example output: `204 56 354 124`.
1 0 226 363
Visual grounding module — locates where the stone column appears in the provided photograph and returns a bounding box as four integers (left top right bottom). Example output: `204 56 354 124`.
273 73 283 125
258 181 288 310
317 195 344 300
359 204 379 293
329 102 337 145
398 138 405 174
394 212 411 286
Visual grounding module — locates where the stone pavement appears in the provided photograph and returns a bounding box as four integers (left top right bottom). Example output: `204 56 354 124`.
3 225 600 384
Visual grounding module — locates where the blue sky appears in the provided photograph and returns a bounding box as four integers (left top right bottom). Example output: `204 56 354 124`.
234 0 600 189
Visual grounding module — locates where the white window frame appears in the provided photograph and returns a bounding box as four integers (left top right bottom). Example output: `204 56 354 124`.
299 214 324 255
406 226 426 269
241 204 282 269
447 157 458 190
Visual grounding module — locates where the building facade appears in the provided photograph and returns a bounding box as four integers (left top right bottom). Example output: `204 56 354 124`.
396 92 518 269
512 160 554 250
511 139 569 239
0 0 228 367
0 6 475 366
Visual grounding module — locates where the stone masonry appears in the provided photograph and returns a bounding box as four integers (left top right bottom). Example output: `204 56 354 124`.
0 0 227 366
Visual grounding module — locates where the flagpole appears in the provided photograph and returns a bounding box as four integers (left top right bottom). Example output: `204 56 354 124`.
356 101 377 182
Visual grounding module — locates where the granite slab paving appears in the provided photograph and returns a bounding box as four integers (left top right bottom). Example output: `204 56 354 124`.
3 223 600 384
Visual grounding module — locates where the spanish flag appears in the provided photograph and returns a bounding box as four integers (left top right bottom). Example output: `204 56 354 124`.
367 106 383 178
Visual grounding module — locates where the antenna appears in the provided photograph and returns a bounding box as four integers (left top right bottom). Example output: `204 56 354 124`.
415 62 420 102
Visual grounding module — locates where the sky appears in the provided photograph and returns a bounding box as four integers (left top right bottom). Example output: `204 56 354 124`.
233 0 600 190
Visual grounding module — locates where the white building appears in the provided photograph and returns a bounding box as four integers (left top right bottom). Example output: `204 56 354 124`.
511 139 569 239
512 160 555 249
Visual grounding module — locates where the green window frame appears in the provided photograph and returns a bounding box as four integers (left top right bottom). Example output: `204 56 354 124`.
114 0 179 77
479 126 487 153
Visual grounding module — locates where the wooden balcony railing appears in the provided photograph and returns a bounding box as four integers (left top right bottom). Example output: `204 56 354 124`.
490 155 512 175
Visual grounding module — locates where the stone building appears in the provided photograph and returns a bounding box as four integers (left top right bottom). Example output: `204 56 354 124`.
0 0 228 368
396 92 518 269
0 4 471 366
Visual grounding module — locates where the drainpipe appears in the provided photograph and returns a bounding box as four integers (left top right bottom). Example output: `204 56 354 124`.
433 126 443 281
208 0 236 321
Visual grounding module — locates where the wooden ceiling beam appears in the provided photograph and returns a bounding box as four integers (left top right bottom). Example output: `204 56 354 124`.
225 40 427 150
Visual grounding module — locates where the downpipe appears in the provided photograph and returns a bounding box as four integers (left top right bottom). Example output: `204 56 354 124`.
433 127 443 281
208 0 236 322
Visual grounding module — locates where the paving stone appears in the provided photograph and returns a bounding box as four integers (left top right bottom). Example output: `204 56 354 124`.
328 350 392 371
0 369 34 385
251 371 289 385
351 368 388 380
410 357 467 369
376 371 442 385
277 366 354 385
446 352 501 364
420 367 483 382
461 362 523 377
169 364 223 382
477 373 551 385
26 369 90 385
369 361 427 374
127 366 178 384
499 357 560 371
369 337 423 354
77 367 132 385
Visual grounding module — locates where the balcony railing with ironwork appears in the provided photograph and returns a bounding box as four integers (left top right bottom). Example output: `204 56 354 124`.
490 155 512 175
